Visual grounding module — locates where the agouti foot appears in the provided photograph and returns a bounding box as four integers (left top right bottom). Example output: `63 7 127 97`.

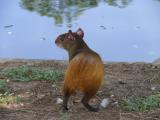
89 107 99 112
63 107 69 112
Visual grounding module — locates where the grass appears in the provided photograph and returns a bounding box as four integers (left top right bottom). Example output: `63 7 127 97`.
0 81 21 105
60 113 69 120
0 66 62 105
0 93 21 105
0 66 62 82
122 92 160 112
0 80 7 93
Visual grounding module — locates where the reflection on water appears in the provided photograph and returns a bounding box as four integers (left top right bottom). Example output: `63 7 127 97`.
20 0 132 25
0 0 160 62
105 0 132 8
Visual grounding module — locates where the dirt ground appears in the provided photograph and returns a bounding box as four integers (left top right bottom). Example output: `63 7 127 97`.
0 59 160 120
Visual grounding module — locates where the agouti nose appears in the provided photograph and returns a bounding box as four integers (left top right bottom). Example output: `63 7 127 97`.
55 39 58 44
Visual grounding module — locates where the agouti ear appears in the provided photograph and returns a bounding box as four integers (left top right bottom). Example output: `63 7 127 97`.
76 28 84 38
67 30 75 40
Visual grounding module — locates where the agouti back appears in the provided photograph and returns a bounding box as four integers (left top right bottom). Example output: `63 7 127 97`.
55 28 104 112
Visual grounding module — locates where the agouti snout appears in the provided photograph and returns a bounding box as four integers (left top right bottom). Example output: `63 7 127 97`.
55 28 104 112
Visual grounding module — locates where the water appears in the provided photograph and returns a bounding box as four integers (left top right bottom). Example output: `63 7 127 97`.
0 0 160 62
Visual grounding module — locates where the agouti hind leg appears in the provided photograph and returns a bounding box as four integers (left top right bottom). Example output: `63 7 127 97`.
63 90 71 111
81 92 99 112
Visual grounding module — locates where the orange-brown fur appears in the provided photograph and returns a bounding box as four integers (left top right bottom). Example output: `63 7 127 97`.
64 51 104 95
55 28 104 112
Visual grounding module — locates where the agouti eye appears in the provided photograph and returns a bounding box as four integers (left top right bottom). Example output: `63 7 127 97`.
60 34 66 42
61 39 64 41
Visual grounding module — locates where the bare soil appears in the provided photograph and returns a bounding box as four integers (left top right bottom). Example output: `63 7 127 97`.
0 59 160 120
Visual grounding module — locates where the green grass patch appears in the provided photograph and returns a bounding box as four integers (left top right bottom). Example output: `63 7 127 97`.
60 113 69 120
0 93 21 105
0 80 7 93
0 66 63 82
122 92 160 112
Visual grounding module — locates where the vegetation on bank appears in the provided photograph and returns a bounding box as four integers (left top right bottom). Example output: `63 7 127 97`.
0 66 63 105
0 93 21 105
0 80 21 105
1 65 160 111
0 66 63 82
122 92 160 112
0 80 7 93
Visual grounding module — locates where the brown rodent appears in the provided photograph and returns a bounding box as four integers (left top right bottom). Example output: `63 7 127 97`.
55 28 104 112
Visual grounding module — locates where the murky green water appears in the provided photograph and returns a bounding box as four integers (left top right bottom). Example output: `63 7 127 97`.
0 0 160 62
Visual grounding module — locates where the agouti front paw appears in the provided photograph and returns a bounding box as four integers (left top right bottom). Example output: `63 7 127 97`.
89 107 99 112
63 106 69 112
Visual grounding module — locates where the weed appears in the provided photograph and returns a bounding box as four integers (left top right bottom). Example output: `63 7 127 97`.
0 80 7 93
0 92 21 104
121 92 160 112
0 66 63 82
60 113 69 120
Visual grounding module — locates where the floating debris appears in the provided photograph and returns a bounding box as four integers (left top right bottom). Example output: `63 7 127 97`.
7 31 12 35
4 25 14 28
134 25 141 30
67 24 72 28
100 25 106 30
41 37 46 41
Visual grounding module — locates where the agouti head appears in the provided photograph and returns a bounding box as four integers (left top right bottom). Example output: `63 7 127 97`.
55 28 85 51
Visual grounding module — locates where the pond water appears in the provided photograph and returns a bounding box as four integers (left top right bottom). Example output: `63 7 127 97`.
0 0 160 62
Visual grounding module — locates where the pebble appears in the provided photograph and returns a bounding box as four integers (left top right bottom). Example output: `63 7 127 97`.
56 97 63 104
6 79 10 82
110 94 114 98
151 87 156 91
52 84 56 88
112 101 118 105
100 98 110 108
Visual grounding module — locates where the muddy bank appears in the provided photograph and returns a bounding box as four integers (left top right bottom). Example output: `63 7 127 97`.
0 59 160 120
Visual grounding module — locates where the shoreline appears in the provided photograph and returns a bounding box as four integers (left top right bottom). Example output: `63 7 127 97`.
0 58 160 120
0 58 156 64
0 58 159 70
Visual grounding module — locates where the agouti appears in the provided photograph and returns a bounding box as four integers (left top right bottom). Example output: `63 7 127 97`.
55 28 104 112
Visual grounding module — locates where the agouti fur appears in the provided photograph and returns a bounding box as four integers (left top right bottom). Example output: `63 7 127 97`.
55 28 104 112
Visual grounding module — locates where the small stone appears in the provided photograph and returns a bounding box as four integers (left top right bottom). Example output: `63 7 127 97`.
73 99 81 103
6 79 10 82
118 81 127 84
110 94 114 98
100 98 110 108
20 103 24 106
52 84 56 88
37 94 45 99
56 98 63 104
25 91 30 94
151 87 156 91
112 101 118 105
